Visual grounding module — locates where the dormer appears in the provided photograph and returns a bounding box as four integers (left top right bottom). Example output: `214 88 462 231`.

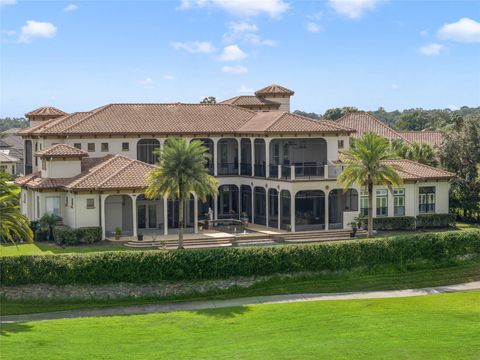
254 84 295 112
35 144 88 179
25 106 67 127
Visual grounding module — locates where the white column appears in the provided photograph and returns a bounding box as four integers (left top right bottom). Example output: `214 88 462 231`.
194 193 198 234
290 192 296 232
251 138 255 176
265 188 269 227
214 194 218 220
278 165 282 179
324 165 329 179
291 165 296 180
213 138 219 176
163 196 168 235
251 187 255 224
265 138 271 178
324 191 329 231
277 191 281 230
237 138 242 175
101 194 107 240
132 194 138 237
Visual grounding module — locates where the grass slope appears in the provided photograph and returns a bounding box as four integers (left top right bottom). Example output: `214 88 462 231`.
2 259 479 316
1 291 479 359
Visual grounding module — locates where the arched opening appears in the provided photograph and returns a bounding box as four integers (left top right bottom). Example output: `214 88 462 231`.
254 186 266 225
240 139 252 175
270 138 327 179
254 139 266 177
25 140 32 174
193 138 214 175
268 188 278 228
218 185 239 218
137 139 160 164
105 195 133 236
295 190 325 231
218 139 238 175
240 185 252 222
280 190 291 230
328 189 359 229
168 194 195 232
198 195 214 220
136 194 165 232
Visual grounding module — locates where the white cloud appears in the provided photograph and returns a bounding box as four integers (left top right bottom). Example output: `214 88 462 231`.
219 44 247 61
164 74 175 80
419 43 444 56
64 4 79 12
138 78 154 88
179 0 289 18
438 18 480 43
222 65 248 74
0 0 16 5
171 41 215 53
329 0 382 19
237 85 254 93
223 21 276 46
1 30 15 36
306 22 322 33
18 21 57 43
307 12 323 20
420 30 428 37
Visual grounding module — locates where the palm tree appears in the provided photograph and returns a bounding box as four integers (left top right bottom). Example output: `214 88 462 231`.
338 132 403 237
405 142 438 167
37 213 62 241
0 171 33 244
145 138 218 249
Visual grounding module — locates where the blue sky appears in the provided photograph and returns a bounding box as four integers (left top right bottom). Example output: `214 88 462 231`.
1 0 479 117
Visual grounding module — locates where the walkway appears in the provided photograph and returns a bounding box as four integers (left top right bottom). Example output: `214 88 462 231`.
2 281 479 323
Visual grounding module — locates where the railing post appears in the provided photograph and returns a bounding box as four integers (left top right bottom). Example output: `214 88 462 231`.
291 165 295 180
278 165 282 179
324 165 329 179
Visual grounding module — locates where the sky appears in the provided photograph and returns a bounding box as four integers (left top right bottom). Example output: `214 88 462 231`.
1 0 479 118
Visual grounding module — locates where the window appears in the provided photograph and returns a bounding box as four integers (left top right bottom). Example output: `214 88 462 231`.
70 198 74 208
338 140 344 149
101 143 109 152
87 143 95 152
419 186 435 213
360 190 369 216
122 142 129 151
11 165 15 175
394 189 405 216
73 143 82 149
35 143 38 166
86 198 95 209
65 196 69 207
42 160 47 171
376 189 388 217
45 197 61 216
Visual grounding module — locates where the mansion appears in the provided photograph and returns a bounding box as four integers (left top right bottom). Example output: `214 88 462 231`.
16 84 454 239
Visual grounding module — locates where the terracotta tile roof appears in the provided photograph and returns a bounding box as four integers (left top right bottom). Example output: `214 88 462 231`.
0 152 19 163
15 172 40 186
81 155 113 172
255 84 294 96
65 155 156 191
35 144 88 158
25 106 67 118
398 131 445 147
14 172 71 190
336 112 409 142
220 96 280 107
239 112 355 134
21 103 353 136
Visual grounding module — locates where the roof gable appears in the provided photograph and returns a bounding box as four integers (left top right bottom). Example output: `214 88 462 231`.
35 144 88 158
336 112 408 141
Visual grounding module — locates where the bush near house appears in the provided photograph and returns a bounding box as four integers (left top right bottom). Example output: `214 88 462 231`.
1 230 479 286
53 226 102 246
362 216 416 231
416 214 457 229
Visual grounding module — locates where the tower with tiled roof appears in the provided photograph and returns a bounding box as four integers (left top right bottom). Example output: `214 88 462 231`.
254 84 294 112
25 106 68 127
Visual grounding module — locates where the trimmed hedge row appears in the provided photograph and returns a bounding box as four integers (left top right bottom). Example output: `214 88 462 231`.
363 216 417 231
1 230 479 286
417 213 456 229
53 226 102 246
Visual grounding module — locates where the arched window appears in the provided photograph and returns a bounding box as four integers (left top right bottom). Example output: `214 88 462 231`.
218 185 239 218
295 190 325 231
268 188 278 228
254 187 266 225
328 189 358 229
137 139 160 164
280 190 291 230
240 185 252 222
25 140 32 174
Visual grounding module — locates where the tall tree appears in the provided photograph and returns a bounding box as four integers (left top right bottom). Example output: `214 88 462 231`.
404 142 438 167
323 107 359 121
145 138 218 248
200 96 216 104
338 132 403 237
0 171 33 244
439 115 480 221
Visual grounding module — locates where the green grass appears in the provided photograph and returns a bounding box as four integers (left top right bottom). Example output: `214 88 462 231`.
1 291 479 359
2 258 479 316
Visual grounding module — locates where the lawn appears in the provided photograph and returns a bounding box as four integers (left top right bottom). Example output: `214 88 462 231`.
2 258 479 315
1 291 479 359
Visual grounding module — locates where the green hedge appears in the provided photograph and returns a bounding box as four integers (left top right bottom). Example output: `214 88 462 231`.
416 213 456 228
53 226 102 246
362 216 416 230
1 230 479 286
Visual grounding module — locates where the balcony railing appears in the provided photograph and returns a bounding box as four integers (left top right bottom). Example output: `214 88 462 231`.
270 163 345 180
254 164 266 177
240 162 252 176
218 163 238 175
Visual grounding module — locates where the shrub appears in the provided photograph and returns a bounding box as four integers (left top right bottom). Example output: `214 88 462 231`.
362 216 416 230
416 213 456 229
1 230 479 286
53 225 79 246
75 227 102 244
